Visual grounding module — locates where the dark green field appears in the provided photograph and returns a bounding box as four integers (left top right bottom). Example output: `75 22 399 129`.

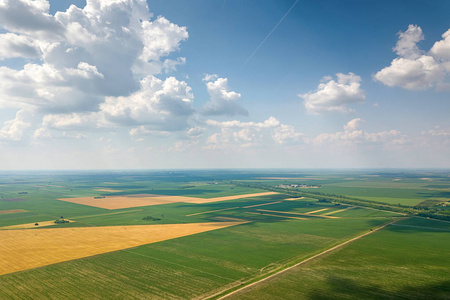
0 170 449 299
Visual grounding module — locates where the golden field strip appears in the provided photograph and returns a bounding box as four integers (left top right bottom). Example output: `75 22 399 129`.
321 207 355 216
307 207 333 214
58 192 278 209
0 222 246 276
0 209 27 214
94 188 124 193
0 220 75 230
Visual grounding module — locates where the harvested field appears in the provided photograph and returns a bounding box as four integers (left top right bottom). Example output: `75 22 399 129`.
0 220 74 230
1 198 26 202
0 209 27 215
95 188 123 193
58 192 278 210
321 207 354 216
284 197 305 201
307 208 333 214
0 221 245 276
58 195 183 209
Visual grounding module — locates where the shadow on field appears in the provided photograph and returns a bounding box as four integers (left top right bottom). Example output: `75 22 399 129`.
308 276 450 300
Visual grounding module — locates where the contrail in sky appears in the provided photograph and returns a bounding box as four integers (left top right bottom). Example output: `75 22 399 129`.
243 0 300 67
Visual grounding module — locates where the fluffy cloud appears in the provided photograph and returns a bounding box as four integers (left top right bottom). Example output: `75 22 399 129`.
374 25 450 90
312 118 406 146
201 74 248 116
0 0 190 140
0 33 42 59
299 73 365 114
101 76 194 130
421 126 450 137
204 117 303 149
0 110 32 142
430 29 450 60
36 75 194 136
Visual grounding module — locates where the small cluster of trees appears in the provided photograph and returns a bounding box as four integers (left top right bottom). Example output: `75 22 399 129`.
54 216 69 224
142 216 161 221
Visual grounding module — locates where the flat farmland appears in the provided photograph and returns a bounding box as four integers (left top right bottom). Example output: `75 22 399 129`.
0 170 449 299
224 217 450 300
0 222 244 276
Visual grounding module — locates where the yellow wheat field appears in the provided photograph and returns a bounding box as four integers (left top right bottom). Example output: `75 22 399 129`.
0 221 245 276
58 192 278 209
0 220 74 230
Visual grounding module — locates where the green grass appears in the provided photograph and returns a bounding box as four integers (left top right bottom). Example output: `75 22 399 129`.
226 217 450 300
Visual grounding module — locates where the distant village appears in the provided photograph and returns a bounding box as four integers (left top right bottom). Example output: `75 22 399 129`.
277 184 321 189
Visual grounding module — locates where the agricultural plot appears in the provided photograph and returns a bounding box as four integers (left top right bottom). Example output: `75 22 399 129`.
224 217 450 300
57 192 278 210
0 221 244 276
0 170 448 299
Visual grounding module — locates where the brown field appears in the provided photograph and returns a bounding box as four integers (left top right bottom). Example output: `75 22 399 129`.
95 188 123 193
0 220 74 230
58 192 278 210
0 209 27 215
0 221 246 276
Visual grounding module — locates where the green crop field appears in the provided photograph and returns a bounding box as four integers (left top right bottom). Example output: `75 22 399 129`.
225 217 450 300
0 170 449 299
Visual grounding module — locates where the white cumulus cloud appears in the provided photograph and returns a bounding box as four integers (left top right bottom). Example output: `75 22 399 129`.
374 25 450 90
201 74 248 116
0 0 192 142
312 118 406 147
204 117 303 149
300 72 365 114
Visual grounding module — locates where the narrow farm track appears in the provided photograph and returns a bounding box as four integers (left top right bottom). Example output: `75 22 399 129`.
210 217 407 300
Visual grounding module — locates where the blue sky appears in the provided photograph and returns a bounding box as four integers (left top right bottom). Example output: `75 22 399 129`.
0 0 449 169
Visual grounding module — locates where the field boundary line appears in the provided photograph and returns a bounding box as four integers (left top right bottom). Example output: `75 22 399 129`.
242 201 282 209
415 216 450 223
74 209 143 219
211 217 407 300
389 223 450 232
186 207 239 217
245 212 308 220
256 209 338 219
